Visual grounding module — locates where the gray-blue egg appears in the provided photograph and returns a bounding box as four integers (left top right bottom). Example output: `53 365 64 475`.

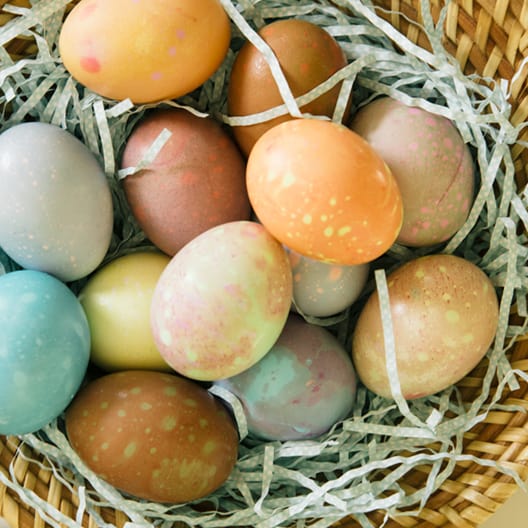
0 122 113 282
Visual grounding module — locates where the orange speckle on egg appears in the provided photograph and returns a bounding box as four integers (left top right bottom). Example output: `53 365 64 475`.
80 56 101 73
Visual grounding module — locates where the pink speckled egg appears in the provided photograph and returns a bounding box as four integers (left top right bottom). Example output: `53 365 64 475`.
286 246 369 317
215 314 357 440
150 221 293 381
349 97 475 247
352 254 499 400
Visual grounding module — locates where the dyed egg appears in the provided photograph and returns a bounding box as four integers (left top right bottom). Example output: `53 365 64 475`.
65 370 239 503
59 0 231 103
0 122 113 282
286 246 369 317
350 97 475 246
0 270 90 435
228 18 349 156
121 108 251 256
78 251 171 372
216 314 357 440
150 221 292 381
352 254 499 400
246 118 403 265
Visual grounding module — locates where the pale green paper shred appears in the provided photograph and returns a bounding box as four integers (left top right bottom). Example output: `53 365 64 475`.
1 0 528 527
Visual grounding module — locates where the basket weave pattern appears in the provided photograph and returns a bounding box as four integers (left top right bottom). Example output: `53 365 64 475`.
1 1 528 527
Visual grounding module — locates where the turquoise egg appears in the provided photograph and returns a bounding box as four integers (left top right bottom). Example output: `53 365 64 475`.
0 270 90 435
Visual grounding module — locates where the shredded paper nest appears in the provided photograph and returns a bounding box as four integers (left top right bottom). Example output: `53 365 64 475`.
1 0 528 527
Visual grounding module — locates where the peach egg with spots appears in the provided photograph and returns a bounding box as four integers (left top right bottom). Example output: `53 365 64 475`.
121 108 251 256
286 246 369 317
150 221 293 381
246 118 404 265
352 254 499 400
59 0 231 103
349 96 475 247
65 370 239 503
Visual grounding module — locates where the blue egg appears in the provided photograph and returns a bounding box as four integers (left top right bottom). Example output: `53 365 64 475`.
0 270 90 435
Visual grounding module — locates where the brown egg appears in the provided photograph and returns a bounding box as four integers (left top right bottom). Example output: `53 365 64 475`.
227 19 350 157
352 254 499 400
65 370 239 503
121 108 251 256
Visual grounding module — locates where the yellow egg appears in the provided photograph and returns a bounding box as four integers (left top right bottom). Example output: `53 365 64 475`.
58 0 231 103
79 251 171 372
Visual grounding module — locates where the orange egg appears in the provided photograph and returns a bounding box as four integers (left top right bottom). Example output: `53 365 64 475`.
59 0 231 103
246 118 403 265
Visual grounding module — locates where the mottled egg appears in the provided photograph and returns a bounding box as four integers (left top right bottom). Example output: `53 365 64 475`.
0 122 113 282
228 18 350 156
150 221 293 381
350 97 475 247
216 314 357 440
121 108 251 256
246 118 403 265
286 246 369 317
65 370 239 503
78 251 171 372
352 254 499 400
59 0 231 103
0 270 90 435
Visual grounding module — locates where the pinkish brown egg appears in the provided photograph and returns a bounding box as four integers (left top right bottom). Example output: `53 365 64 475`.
349 97 475 247
121 108 251 256
65 370 239 503
352 254 499 400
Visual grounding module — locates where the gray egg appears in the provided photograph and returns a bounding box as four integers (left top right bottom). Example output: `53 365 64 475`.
0 122 113 281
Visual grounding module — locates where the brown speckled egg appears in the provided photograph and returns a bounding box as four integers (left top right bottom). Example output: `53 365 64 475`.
65 370 239 503
349 97 475 247
352 254 499 400
121 108 251 256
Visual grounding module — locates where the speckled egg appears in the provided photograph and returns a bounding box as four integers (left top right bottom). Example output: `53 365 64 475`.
121 108 251 256
349 97 475 247
65 370 239 503
352 254 499 400
216 314 357 440
78 251 171 372
0 122 113 282
286 246 369 317
150 221 293 381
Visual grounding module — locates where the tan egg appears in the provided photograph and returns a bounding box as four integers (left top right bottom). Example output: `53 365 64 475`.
65 370 239 503
352 254 499 400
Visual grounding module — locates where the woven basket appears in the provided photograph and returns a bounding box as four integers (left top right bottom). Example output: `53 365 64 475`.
2 0 528 527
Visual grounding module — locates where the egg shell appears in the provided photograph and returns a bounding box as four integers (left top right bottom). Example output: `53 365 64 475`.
216 314 357 440
349 97 475 247
150 221 293 381
352 254 499 400
65 370 239 503
227 18 350 157
246 118 404 265
79 251 171 372
59 0 231 103
0 270 90 435
121 108 251 256
286 246 369 317
0 122 113 282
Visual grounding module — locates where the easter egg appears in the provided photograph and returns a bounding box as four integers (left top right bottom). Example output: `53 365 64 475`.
216 314 357 440
120 108 251 256
0 122 113 282
228 18 350 156
350 97 475 247
246 118 403 265
150 221 293 381
65 370 239 503
78 251 171 372
286 246 369 317
352 254 499 400
0 270 90 435
59 0 231 103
